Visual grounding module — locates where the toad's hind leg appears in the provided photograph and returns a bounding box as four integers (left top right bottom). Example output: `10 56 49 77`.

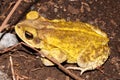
66 44 110 75
40 48 67 66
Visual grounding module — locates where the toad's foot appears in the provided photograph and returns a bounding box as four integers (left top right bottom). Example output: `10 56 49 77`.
66 66 86 75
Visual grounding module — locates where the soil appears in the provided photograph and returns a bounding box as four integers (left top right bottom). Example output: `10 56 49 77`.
0 0 120 80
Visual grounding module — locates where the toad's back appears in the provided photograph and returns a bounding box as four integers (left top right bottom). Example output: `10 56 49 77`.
36 20 109 63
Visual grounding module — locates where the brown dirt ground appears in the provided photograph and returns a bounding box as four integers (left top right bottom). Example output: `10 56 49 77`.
0 0 120 80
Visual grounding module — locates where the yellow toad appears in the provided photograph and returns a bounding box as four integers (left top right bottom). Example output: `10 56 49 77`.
15 11 110 74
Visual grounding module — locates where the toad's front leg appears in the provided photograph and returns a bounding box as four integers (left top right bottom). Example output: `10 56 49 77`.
40 48 67 66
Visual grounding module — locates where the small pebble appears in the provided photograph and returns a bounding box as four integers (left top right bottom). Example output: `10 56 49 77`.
0 33 18 50
54 8 58 13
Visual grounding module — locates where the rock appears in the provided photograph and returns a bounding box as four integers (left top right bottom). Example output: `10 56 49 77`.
0 33 18 50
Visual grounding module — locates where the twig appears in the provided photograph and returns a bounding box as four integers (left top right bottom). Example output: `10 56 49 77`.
0 0 22 32
0 1 15 20
0 43 20 53
0 42 84 80
20 42 84 80
9 55 16 80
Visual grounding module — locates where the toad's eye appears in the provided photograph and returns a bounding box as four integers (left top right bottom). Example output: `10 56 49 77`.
25 31 33 40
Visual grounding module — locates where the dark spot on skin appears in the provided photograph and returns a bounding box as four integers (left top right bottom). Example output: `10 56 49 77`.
33 37 41 44
25 31 33 40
